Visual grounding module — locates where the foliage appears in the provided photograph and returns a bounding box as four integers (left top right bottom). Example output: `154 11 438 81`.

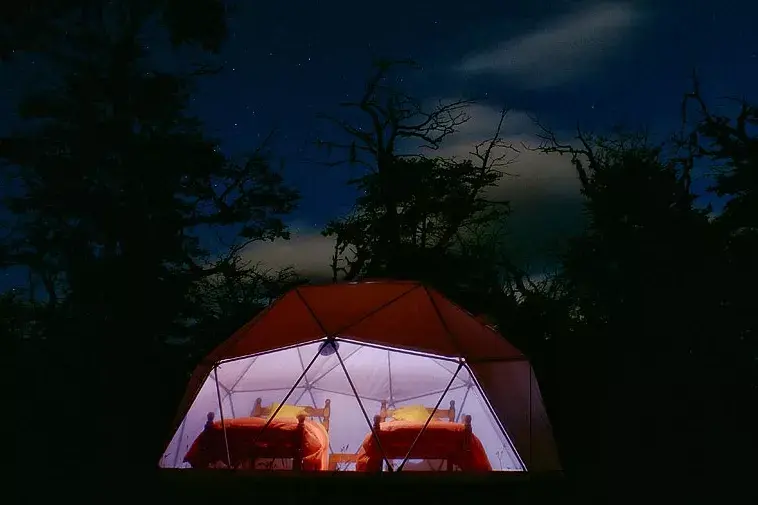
317 61 517 316
186 265 308 359
0 36 298 342
520 85 758 477
0 0 229 62
2 8 297 468
681 82 757 401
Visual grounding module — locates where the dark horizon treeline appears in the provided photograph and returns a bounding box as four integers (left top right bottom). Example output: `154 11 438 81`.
4 2 756 487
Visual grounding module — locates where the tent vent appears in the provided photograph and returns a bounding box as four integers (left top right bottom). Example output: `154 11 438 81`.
318 340 339 356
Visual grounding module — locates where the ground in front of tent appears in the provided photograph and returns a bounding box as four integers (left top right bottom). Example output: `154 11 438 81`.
153 471 568 503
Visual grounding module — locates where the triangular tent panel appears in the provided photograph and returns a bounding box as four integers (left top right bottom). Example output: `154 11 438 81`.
161 280 561 472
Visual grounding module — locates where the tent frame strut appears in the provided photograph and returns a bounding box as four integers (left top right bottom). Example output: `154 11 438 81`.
295 284 422 339
213 365 233 468
396 361 464 472
208 337 526 472
337 337 461 363
234 347 323 466
423 286 464 355
294 289 396 472
331 339 395 472
465 363 527 470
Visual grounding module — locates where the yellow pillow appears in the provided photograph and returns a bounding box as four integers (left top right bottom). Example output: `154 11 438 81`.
392 405 430 422
267 403 305 420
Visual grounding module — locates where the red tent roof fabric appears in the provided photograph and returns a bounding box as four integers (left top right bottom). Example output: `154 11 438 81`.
171 280 561 472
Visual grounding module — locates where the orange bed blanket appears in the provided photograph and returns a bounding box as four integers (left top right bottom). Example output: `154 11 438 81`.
355 421 492 472
184 417 329 470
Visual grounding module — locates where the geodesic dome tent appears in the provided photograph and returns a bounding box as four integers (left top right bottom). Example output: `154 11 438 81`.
159 280 561 472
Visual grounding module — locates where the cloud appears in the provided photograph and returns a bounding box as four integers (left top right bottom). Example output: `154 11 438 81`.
437 105 587 269
436 105 580 198
241 106 588 277
456 2 643 88
240 224 336 280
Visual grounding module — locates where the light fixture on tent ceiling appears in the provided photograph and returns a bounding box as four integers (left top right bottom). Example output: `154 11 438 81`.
318 339 339 356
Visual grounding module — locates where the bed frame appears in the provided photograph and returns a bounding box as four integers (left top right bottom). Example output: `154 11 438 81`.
372 400 472 472
376 399 459 423
204 397 331 471
328 400 462 472
250 397 331 432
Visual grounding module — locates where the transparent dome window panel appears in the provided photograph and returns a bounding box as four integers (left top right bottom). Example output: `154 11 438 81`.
159 370 223 468
408 365 525 471
159 338 525 471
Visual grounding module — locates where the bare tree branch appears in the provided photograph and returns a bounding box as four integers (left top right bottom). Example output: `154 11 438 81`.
468 107 521 176
315 59 474 170
432 107 515 250
532 119 594 193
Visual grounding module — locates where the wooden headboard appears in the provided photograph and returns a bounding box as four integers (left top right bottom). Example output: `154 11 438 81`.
251 397 331 432
370 400 472 472
377 399 457 423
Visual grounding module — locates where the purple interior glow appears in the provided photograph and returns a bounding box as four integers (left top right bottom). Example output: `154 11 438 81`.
159 339 524 471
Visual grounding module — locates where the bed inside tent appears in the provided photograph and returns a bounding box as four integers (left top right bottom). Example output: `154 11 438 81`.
160 338 525 472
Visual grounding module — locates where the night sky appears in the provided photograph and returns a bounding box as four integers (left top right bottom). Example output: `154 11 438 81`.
2 0 757 289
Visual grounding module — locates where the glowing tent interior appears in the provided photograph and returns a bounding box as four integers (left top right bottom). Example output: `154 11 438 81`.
159 280 561 472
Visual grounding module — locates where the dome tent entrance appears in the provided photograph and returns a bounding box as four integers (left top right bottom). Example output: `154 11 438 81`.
160 280 561 472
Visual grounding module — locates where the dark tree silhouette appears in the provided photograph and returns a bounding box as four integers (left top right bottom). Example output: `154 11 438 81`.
1 45 298 336
531 128 713 478
317 60 518 315
0 0 228 61
317 61 472 276
679 81 757 452
2 13 297 469
187 265 308 363
519 81 757 482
